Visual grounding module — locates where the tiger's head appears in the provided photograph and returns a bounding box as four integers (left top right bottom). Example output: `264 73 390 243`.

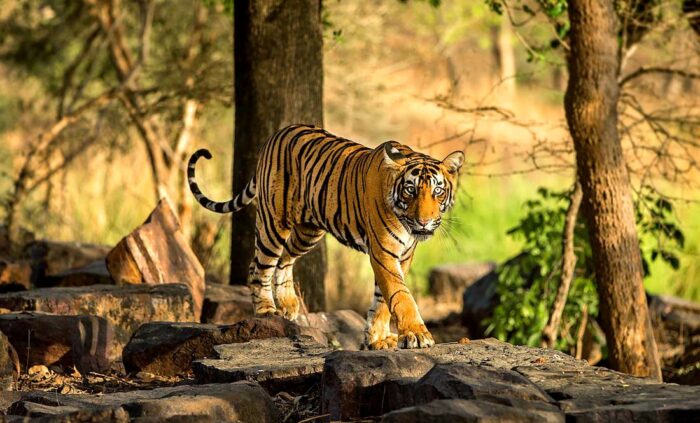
381 142 465 240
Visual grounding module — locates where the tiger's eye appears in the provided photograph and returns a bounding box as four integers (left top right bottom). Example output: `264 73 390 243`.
404 186 416 196
434 187 445 196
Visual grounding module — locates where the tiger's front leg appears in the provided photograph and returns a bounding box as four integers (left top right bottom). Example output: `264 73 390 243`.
368 249 434 349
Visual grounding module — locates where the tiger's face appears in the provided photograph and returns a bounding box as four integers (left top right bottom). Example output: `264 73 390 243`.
382 142 465 240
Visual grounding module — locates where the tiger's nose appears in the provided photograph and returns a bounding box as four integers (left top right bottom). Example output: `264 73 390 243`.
417 218 431 227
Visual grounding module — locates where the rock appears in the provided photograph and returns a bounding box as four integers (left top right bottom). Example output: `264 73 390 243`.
193 336 330 393
0 284 195 353
649 294 700 384
0 258 31 293
0 331 19 391
322 338 700 421
0 312 115 374
124 316 328 376
460 267 499 338
429 262 496 304
299 309 366 350
382 399 563 423
106 199 205 321
23 240 111 287
9 381 280 422
42 260 114 287
201 283 253 324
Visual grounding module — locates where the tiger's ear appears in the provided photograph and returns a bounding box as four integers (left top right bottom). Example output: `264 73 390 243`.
383 142 407 167
442 151 465 174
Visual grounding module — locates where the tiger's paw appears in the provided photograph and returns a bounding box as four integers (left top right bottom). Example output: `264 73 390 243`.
255 305 281 317
366 333 398 350
277 295 300 320
398 327 434 349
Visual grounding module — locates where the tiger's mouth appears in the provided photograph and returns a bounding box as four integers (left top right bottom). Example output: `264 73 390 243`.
411 229 434 236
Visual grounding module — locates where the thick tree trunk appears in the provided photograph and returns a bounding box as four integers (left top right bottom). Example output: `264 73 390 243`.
232 0 327 311
564 0 661 379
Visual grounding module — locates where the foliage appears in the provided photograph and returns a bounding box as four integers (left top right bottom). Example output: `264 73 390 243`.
485 185 684 351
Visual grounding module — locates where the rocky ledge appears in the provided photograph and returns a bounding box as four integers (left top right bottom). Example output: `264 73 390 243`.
4 337 700 421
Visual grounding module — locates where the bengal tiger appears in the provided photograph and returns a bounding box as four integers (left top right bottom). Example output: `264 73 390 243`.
187 124 464 349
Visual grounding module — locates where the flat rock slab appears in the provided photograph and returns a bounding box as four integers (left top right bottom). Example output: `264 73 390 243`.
123 316 328 377
382 398 564 423
0 284 195 353
322 338 700 421
106 199 205 321
193 336 330 393
8 381 279 423
0 312 115 374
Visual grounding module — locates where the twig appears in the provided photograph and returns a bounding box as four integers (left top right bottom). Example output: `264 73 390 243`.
541 181 583 349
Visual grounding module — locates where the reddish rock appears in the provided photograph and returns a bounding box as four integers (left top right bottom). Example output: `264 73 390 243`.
123 316 327 377
106 199 205 321
0 284 195 351
0 331 19 391
202 283 253 324
0 312 115 374
0 258 31 293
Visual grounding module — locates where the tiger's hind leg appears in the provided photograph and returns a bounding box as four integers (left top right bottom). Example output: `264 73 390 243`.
364 283 398 350
274 224 326 320
248 214 290 317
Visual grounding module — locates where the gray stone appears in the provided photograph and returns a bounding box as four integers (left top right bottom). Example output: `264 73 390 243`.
42 260 114 288
193 336 330 393
382 399 563 423
123 316 327 376
0 284 195 354
429 262 496 304
298 309 366 350
201 283 254 324
23 240 111 287
9 381 279 423
0 312 115 374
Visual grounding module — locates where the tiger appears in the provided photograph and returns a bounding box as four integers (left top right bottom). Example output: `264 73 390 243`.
187 124 464 349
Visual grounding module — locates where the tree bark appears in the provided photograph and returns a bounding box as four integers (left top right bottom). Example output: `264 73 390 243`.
564 0 661 380
232 0 327 311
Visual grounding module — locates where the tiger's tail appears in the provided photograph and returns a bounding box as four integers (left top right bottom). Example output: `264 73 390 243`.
187 149 257 214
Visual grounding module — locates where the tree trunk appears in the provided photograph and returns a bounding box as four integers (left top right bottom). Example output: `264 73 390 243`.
491 17 516 99
564 0 661 380
232 0 327 311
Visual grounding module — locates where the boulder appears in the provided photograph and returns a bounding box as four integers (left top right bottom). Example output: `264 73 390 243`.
322 338 700 421
123 316 327 377
9 381 280 422
460 268 499 338
429 262 496 304
201 283 253 324
106 199 205 321
0 331 19 391
0 258 31 293
193 336 330 393
299 309 366 350
0 312 115 374
0 284 195 352
23 240 110 287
